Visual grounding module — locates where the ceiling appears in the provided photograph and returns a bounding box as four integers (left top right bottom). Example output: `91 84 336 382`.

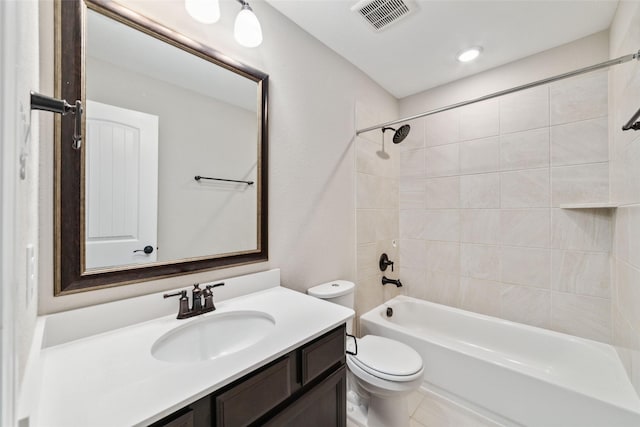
266 0 619 98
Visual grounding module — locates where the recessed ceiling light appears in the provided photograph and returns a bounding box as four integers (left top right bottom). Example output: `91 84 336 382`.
457 47 482 63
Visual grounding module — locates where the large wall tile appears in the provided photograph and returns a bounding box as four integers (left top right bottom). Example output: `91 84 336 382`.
459 277 505 317
425 144 460 177
403 267 428 300
550 71 608 125
551 208 611 252
461 243 500 281
501 286 551 328
551 292 611 342
460 173 500 208
424 271 460 306
626 205 640 269
400 176 426 193
423 209 460 241
357 173 398 209
355 271 385 319
500 86 550 134
425 110 459 147
615 259 640 332
426 241 460 273
459 137 500 174
357 243 378 279
460 209 501 244
552 250 610 298
500 128 550 171
400 209 424 239
400 191 426 210
425 176 460 209
459 99 499 141
551 117 608 166
400 239 427 269
400 148 426 177
501 246 551 288
501 168 550 208
356 209 377 244
500 209 550 248
376 209 398 241
551 163 609 206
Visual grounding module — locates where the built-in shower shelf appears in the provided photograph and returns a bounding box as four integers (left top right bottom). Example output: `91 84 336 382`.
559 202 619 209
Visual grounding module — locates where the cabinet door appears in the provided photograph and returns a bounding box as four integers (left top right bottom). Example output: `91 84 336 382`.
262 365 346 427
215 355 293 426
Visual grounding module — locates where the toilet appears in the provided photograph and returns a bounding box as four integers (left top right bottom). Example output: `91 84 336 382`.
307 280 424 427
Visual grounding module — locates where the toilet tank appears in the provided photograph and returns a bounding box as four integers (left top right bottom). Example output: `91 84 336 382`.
307 280 355 333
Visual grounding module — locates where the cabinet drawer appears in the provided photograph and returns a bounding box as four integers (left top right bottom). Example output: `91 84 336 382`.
215 355 293 426
301 325 345 385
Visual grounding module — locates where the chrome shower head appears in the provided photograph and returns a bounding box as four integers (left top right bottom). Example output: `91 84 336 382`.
382 124 411 144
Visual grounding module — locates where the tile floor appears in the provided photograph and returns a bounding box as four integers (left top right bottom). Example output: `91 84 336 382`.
348 388 502 427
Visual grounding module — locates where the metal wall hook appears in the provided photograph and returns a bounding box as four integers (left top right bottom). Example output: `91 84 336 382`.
30 91 83 149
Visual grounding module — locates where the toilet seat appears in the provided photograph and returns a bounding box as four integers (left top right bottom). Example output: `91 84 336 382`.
347 335 423 382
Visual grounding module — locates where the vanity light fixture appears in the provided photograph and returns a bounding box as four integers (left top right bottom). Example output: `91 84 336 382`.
457 46 482 63
185 0 221 24
185 0 263 47
234 0 263 48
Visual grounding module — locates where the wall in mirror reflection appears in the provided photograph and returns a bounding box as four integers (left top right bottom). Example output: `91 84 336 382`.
84 10 258 270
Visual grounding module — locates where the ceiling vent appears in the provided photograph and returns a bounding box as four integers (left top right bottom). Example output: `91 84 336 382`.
351 0 417 32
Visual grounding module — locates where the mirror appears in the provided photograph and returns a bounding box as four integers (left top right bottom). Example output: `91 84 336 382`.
55 0 268 294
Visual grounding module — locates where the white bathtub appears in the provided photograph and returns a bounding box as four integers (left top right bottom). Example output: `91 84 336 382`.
360 295 640 427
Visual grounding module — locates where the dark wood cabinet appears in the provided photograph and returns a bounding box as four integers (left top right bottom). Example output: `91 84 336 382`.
150 325 346 427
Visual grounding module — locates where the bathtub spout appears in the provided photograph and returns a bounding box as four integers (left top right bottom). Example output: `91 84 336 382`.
382 276 402 287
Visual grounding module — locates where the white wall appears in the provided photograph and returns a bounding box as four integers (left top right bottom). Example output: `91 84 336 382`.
38 0 398 313
87 57 258 260
1 0 41 424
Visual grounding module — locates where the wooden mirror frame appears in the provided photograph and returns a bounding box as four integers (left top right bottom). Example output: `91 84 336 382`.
54 0 268 295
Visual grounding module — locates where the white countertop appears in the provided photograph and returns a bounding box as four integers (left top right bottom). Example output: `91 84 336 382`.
32 286 353 427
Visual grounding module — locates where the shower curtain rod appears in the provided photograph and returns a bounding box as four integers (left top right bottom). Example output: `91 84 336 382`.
356 49 640 135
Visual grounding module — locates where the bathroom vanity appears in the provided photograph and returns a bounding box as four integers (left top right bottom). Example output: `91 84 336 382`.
25 270 353 426
152 325 346 427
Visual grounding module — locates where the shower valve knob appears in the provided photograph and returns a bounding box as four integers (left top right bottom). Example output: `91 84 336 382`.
379 253 394 272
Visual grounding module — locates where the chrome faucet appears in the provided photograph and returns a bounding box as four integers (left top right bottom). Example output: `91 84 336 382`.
164 282 225 319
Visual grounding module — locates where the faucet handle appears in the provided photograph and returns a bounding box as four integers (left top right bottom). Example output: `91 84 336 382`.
379 253 394 272
163 290 191 319
205 282 225 291
163 290 187 300
203 282 224 312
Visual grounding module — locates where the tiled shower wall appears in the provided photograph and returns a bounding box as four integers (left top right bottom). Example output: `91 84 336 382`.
355 103 404 329
398 71 613 342
610 1 640 393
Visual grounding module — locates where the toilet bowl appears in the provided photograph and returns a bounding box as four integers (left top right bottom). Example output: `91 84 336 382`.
307 281 424 427
346 335 423 427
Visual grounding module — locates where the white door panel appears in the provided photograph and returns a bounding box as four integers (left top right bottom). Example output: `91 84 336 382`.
85 100 159 269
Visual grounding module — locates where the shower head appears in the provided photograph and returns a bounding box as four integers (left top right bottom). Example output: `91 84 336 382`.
382 124 411 144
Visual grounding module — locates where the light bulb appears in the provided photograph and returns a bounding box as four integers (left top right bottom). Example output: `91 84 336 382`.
185 0 220 24
457 47 482 63
234 4 263 48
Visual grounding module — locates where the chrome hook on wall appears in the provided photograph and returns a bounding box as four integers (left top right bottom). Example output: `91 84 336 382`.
30 91 83 149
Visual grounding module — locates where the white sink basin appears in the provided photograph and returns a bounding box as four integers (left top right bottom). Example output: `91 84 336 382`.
151 310 275 363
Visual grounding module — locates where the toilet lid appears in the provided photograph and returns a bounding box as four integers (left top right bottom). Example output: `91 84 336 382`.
348 335 423 381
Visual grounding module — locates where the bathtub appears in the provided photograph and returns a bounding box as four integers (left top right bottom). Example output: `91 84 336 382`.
360 295 640 427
